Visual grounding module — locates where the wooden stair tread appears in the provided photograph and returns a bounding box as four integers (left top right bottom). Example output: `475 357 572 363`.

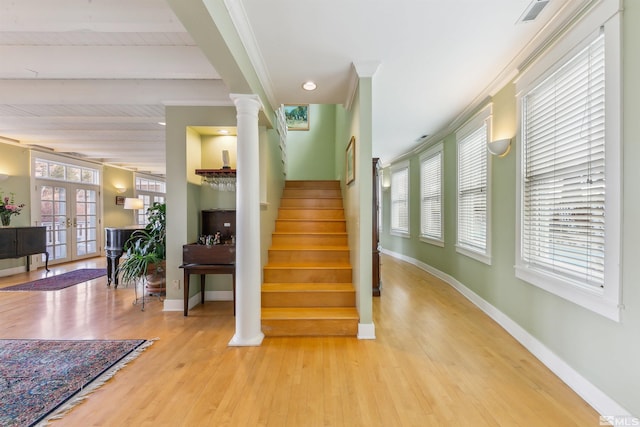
262 307 359 320
269 245 349 251
264 262 352 269
277 218 345 222
262 283 354 291
272 231 347 236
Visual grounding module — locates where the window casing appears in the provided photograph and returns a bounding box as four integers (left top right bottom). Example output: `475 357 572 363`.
515 0 621 321
456 106 492 264
390 161 409 237
419 143 444 245
135 175 166 225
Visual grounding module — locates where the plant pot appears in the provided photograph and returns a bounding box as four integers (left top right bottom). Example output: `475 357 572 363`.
145 260 166 295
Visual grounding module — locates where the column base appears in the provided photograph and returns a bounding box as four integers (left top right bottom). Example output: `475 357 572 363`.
228 331 265 347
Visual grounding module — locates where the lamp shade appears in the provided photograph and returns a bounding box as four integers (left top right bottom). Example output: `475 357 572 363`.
123 197 144 210
487 138 511 157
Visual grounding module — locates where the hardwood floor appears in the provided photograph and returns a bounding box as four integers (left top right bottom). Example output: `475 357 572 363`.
0 255 601 426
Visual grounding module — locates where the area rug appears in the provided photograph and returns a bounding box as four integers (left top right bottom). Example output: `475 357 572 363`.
0 338 153 426
0 268 107 291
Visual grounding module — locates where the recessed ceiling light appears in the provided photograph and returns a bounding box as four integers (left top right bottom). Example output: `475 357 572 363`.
158 122 166 126
302 81 317 91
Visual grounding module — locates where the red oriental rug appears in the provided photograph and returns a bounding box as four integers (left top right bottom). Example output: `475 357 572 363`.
0 339 153 426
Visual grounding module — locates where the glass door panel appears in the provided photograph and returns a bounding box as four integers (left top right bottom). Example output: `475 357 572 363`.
40 185 69 262
38 183 100 265
74 188 98 258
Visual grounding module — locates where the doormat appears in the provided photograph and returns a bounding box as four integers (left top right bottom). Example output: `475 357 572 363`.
0 268 107 291
0 338 154 426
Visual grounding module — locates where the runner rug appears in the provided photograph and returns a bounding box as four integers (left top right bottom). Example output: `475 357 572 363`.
0 338 153 426
0 268 107 291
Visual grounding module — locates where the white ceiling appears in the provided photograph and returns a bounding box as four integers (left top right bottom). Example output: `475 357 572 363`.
0 0 588 176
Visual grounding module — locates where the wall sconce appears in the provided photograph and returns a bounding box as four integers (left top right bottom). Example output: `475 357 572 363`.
487 138 512 157
115 185 127 194
123 198 144 210
0 173 9 182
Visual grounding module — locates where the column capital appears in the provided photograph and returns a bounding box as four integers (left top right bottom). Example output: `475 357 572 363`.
230 93 263 113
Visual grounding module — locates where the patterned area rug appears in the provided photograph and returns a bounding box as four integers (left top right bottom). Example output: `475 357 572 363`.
0 339 153 426
0 269 107 291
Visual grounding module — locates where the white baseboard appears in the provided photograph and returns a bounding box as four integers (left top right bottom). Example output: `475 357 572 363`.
163 291 233 312
0 266 26 278
358 323 376 339
381 248 632 418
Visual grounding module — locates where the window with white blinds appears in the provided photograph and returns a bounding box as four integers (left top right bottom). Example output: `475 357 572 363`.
515 1 621 321
390 163 409 236
521 34 605 289
420 143 443 244
457 123 489 261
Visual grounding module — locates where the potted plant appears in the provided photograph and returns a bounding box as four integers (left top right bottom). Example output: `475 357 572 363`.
117 202 166 297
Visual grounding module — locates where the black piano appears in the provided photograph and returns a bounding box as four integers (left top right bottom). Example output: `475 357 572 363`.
105 226 143 286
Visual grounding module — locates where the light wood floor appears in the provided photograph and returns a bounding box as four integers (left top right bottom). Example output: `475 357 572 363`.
0 255 601 426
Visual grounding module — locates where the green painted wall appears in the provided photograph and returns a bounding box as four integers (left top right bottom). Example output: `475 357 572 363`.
286 104 337 180
380 1 640 415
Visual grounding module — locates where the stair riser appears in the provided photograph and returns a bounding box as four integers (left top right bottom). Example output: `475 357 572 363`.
268 250 350 264
275 221 346 233
280 198 343 208
262 319 358 337
264 268 352 283
278 209 345 220
262 291 355 307
285 180 341 190
271 234 348 246
282 189 342 198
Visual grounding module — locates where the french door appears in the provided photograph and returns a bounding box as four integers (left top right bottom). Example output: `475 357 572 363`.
38 183 100 264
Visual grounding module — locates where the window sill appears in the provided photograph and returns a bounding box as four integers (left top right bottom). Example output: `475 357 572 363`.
515 264 620 322
390 230 410 239
420 236 444 247
455 245 491 266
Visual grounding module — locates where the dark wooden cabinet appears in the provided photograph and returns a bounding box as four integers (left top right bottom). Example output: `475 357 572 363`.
201 209 236 243
0 226 49 271
372 158 381 296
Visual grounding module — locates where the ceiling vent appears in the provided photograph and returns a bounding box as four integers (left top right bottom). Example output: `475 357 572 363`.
519 0 550 23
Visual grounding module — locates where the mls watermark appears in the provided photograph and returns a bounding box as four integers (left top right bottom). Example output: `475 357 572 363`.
600 415 640 426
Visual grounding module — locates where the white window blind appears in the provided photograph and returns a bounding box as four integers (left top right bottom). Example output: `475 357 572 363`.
391 165 409 234
420 146 443 242
521 34 605 288
457 124 488 254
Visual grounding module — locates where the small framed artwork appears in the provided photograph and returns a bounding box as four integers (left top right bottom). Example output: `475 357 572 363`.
346 136 355 185
284 104 309 131
115 196 125 206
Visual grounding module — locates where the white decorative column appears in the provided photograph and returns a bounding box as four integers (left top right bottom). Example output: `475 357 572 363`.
228 93 264 346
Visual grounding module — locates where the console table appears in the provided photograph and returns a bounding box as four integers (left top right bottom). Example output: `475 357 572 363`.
180 243 235 316
0 226 49 271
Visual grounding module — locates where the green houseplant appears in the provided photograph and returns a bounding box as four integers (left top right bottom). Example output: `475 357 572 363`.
117 202 166 296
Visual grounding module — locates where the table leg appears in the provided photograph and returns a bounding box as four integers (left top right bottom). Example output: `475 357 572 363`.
200 274 206 305
183 270 190 316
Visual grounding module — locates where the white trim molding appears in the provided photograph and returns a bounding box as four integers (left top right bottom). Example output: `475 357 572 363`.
380 247 633 419
358 323 376 340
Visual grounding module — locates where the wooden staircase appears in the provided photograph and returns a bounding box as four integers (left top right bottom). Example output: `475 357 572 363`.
261 180 359 336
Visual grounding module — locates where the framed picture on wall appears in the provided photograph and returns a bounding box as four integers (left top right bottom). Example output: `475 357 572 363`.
346 136 355 185
115 196 125 205
284 104 309 131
